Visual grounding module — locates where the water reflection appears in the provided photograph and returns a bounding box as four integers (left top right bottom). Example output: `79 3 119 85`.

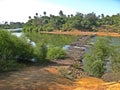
12 32 23 37
12 32 36 47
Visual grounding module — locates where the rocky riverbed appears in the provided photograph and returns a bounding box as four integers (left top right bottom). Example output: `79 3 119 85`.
67 35 90 61
60 35 93 80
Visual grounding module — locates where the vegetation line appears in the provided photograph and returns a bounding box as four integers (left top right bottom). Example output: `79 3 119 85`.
23 11 120 33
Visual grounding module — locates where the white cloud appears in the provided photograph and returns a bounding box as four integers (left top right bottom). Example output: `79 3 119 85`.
0 0 76 22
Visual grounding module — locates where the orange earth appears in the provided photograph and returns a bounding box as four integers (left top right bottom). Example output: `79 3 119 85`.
41 30 120 37
45 67 120 90
74 77 120 90
1 66 120 90
41 67 120 90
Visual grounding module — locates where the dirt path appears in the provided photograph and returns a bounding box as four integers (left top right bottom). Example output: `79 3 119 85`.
41 30 120 37
0 59 75 90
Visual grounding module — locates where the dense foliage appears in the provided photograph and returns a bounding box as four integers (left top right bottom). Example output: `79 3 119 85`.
84 37 120 77
0 22 24 29
0 30 33 61
46 46 66 60
0 30 34 72
34 42 48 62
23 11 120 33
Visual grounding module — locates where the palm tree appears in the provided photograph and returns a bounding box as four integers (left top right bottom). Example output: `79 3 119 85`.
71 14 73 17
68 15 70 18
101 14 104 19
36 13 38 17
59 10 64 16
34 16 37 19
28 16 31 20
43 11 46 16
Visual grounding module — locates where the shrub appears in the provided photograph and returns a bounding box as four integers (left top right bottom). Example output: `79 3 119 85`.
0 30 34 61
0 60 25 72
84 37 111 77
34 43 48 62
46 26 54 32
111 49 120 72
47 46 66 60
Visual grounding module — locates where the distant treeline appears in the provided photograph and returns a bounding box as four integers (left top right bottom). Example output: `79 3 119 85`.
0 22 24 29
23 10 120 33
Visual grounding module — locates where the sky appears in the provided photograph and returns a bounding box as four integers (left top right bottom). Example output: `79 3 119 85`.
0 0 120 23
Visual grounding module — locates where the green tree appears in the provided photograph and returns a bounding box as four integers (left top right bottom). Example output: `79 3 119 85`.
22 11 120 33
59 10 64 17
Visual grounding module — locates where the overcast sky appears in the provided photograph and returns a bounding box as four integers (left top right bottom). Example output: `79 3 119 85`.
0 0 120 23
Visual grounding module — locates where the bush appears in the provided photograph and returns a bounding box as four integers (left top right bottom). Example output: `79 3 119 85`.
0 30 34 62
47 46 66 60
46 26 54 32
62 23 72 31
0 30 35 72
34 43 48 62
84 37 111 77
0 60 25 72
111 49 120 72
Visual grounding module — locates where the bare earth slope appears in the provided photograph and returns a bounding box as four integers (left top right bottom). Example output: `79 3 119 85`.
0 60 75 90
1 65 120 90
41 30 120 37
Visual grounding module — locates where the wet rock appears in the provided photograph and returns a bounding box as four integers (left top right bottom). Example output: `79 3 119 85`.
62 35 91 80
67 35 90 61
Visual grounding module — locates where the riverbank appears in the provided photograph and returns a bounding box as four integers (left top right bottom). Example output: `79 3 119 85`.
0 35 90 90
40 30 120 37
0 61 120 90
0 35 120 90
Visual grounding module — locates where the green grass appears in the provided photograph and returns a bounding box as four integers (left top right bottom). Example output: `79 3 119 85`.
25 32 79 47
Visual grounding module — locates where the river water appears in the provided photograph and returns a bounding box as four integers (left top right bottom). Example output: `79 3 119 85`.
12 32 36 46
12 32 71 50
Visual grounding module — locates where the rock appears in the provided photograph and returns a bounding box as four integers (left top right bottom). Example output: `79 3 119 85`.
64 35 90 79
67 35 90 61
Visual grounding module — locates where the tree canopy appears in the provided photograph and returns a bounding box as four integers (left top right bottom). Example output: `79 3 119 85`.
0 22 24 29
23 11 120 33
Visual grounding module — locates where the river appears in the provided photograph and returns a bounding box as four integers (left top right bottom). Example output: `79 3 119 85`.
11 31 36 46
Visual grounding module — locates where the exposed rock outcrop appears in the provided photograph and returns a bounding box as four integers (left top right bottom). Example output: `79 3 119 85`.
67 35 90 61
61 35 93 80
